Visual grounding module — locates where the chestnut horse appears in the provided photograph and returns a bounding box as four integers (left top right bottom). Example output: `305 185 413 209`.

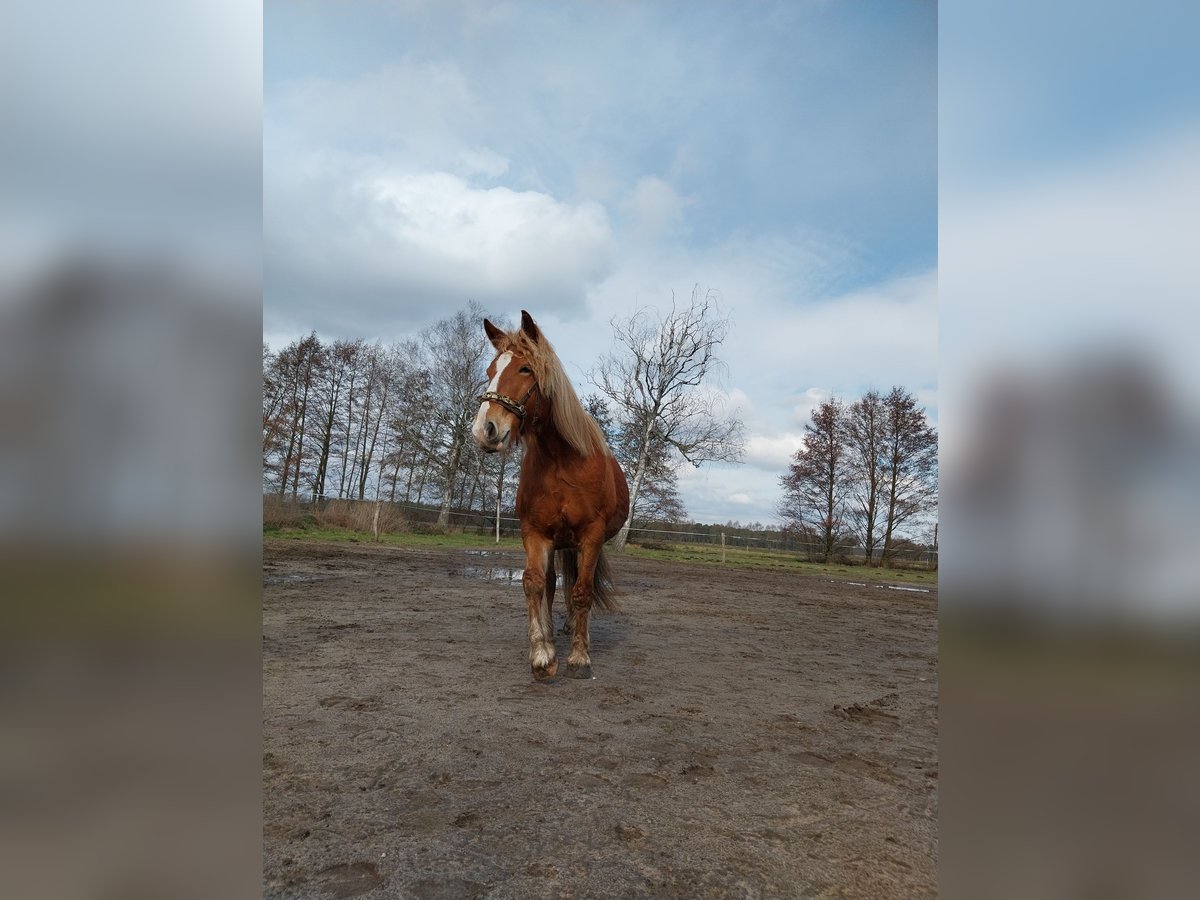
471 311 630 680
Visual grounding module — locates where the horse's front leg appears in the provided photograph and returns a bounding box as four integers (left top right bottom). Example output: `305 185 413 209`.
564 538 601 679
523 536 557 680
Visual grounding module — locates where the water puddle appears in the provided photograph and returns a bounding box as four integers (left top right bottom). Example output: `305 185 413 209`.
456 565 566 587
263 571 336 585
458 565 524 585
829 579 932 594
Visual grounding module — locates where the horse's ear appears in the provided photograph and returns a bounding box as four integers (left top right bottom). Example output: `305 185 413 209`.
520 310 540 343
483 318 505 350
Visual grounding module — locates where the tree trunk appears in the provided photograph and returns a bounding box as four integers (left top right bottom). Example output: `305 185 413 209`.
291 373 311 501
824 487 833 563
390 449 402 503
863 491 877 565
881 470 900 566
313 402 336 500
612 412 659 550
437 443 462 532
494 453 508 543
613 453 649 550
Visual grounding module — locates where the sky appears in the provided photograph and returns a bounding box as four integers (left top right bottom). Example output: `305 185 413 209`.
263 0 937 526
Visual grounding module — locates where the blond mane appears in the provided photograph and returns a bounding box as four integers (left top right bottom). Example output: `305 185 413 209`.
496 328 609 458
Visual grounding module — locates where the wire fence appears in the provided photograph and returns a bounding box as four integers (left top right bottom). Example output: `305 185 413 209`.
263 494 938 569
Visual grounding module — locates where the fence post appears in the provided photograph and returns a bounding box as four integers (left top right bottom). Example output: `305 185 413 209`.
372 502 381 542
721 531 726 565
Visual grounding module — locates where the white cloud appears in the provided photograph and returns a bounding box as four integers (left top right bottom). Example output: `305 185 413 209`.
735 269 938 401
744 432 806 471
675 462 782 526
265 157 615 337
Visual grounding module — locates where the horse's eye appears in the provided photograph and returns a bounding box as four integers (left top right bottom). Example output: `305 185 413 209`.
519 366 532 374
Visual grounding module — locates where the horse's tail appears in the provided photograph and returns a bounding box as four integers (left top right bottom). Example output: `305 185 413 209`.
558 547 620 614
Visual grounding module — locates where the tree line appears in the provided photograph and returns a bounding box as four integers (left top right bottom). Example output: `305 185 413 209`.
263 291 746 541
779 388 937 566
264 293 933 561
263 302 519 531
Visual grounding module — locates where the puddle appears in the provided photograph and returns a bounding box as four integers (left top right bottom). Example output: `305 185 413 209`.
829 579 932 594
456 566 565 587
458 565 524 585
263 571 336 585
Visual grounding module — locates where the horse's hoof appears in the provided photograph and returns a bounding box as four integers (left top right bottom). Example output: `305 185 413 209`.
532 658 558 681
563 662 593 679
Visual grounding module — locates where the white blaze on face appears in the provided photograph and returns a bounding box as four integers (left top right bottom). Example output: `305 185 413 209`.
472 351 512 445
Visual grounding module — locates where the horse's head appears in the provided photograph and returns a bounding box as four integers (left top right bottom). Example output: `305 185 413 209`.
472 310 543 454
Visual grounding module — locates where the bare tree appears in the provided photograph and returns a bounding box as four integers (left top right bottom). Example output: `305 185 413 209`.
779 398 849 563
331 340 364 498
617 409 687 525
262 343 289 487
269 333 323 498
844 390 886 565
879 387 938 565
584 393 684 526
590 286 744 549
381 357 433 504
311 339 359 500
415 302 494 532
353 344 396 500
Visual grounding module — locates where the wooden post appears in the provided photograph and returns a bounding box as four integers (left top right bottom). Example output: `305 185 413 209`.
372 502 381 542
721 531 726 565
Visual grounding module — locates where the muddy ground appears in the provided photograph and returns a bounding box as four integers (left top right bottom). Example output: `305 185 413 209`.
263 539 937 899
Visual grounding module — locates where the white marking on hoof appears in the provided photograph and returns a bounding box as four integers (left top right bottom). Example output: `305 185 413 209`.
531 644 555 671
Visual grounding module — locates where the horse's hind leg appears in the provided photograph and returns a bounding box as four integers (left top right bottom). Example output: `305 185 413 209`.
545 551 558 638
563 538 600 679
560 549 575 635
523 535 557 680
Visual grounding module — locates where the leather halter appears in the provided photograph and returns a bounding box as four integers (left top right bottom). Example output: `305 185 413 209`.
477 382 537 420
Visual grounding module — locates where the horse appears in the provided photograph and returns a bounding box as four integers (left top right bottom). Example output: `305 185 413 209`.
471 311 630 680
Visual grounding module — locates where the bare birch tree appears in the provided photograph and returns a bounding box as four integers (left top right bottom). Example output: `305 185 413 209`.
590 286 744 549
584 393 684 525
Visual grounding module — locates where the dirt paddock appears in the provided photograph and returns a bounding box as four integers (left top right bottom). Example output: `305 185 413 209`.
263 539 938 899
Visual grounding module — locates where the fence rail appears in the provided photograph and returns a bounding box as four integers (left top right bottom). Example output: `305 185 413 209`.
263 495 938 567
